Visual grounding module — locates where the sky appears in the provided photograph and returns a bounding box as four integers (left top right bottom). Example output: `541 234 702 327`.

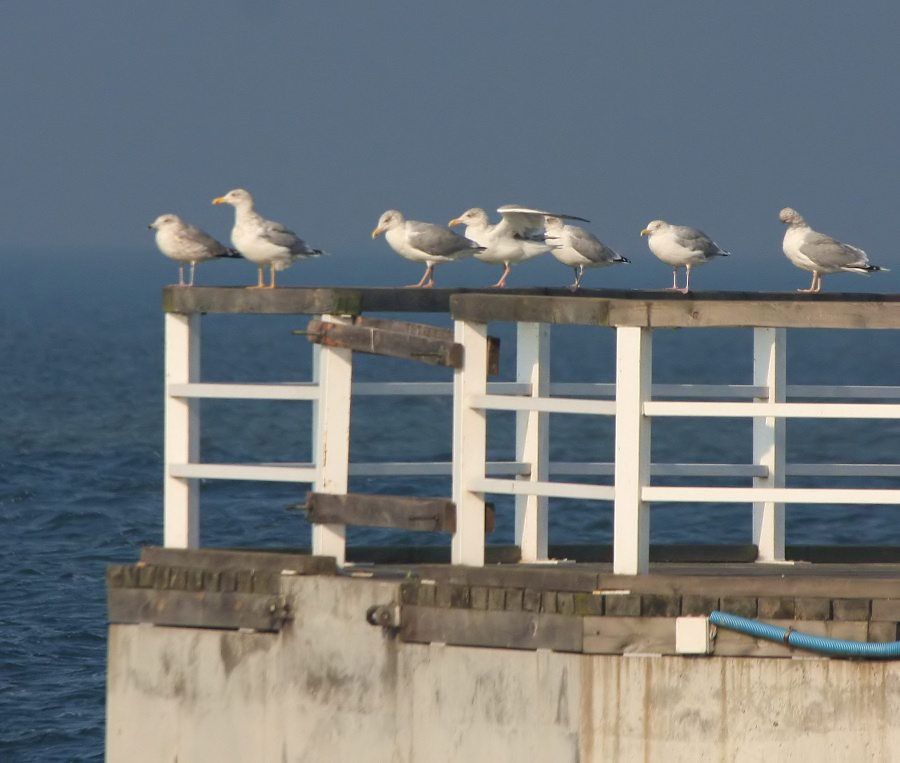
1 0 898 291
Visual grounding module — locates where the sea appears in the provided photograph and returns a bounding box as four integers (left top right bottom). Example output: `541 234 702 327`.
2 247 900 761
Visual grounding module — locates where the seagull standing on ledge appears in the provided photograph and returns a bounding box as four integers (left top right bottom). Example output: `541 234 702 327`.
543 215 629 290
148 213 240 287
640 219 729 294
371 209 484 288
779 207 887 293
212 188 325 288
449 205 589 288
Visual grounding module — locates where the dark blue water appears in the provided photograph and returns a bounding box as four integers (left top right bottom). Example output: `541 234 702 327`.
2 249 900 760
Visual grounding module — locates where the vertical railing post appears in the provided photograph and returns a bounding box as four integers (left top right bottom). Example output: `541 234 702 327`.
515 322 550 561
312 315 353 566
753 327 786 562
164 313 200 548
452 319 488 566
614 326 652 575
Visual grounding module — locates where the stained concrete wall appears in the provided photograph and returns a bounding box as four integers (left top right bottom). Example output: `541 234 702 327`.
107 575 900 762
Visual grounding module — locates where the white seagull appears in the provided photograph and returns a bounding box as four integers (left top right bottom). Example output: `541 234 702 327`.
640 219 729 293
212 188 326 288
543 215 629 290
371 209 484 288
148 213 240 287
449 205 589 288
779 207 887 293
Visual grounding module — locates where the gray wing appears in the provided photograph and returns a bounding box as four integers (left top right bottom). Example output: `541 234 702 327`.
261 219 323 256
176 223 231 258
799 231 868 269
567 226 622 264
407 221 482 258
671 225 729 256
497 205 590 238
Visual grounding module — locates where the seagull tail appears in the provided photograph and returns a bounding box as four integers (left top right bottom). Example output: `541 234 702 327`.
218 248 244 259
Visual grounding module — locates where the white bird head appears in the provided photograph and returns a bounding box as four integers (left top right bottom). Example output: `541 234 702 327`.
372 209 405 238
212 188 254 209
148 213 180 231
448 208 489 228
779 207 806 226
640 220 667 237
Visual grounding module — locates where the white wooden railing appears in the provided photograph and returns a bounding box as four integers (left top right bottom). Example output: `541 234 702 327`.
163 288 900 574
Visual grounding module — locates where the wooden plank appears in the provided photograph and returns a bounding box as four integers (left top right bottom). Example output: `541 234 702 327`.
712 620 869 658
107 588 290 631
138 547 336 575
400 605 583 652
305 317 501 373
306 319 463 369
298 492 496 533
451 292 900 329
583 616 676 654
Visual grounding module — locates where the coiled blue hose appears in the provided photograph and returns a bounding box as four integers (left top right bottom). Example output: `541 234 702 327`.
709 610 900 659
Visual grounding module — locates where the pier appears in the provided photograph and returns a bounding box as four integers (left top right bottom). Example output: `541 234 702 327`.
107 287 900 762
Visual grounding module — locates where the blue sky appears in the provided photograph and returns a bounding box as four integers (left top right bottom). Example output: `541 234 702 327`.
1 1 897 290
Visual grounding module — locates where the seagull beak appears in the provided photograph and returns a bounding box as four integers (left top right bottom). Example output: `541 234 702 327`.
371 226 384 239
640 228 651 237
212 197 226 205
448 218 462 227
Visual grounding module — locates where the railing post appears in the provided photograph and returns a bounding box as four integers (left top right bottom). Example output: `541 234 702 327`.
614 326 652 575
452 319 488 566
164 313 200 548
312 315 353 566
515 322 550 561
753 327 786 562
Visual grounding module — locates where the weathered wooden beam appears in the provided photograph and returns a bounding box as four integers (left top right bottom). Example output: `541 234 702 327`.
582 616 677 654
107 588 290 631
138 546 337 575
451 292 900 329
303 316 500 373
400 605 583 652
296 491 496 533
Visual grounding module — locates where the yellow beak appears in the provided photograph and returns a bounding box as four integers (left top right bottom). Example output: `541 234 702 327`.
371 226 384 239
640 228 651 237
448 218 462 227
212 197 226 205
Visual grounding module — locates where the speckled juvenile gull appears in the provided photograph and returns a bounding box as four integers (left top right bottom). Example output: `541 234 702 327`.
449 205 589 288
148 213 240 287
640 219 729 293
779 207 887 293
212 188 326 288
543 215 629 290
371 209 484 288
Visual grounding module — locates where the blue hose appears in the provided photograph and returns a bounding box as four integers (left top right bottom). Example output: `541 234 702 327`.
709 610 900 659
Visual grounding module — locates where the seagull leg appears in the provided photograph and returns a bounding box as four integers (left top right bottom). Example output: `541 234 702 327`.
187 262 196 288
268 266 277 289
679 266 692 294
249 265 266 288
177 264 186 288
796 271 819 293
810 272 821 293
665 267 681 291
569 266 583 291
492 263 511 289
409 264 433 288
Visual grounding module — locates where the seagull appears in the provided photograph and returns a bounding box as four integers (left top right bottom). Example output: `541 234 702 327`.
779 207 887 293
148 213 240 287
543 215 629 290
640 219 729 293
212 188 326 288
371 209 484 288
449 205 589 288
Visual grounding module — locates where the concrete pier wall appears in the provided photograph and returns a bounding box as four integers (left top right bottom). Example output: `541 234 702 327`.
107 575 900 762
